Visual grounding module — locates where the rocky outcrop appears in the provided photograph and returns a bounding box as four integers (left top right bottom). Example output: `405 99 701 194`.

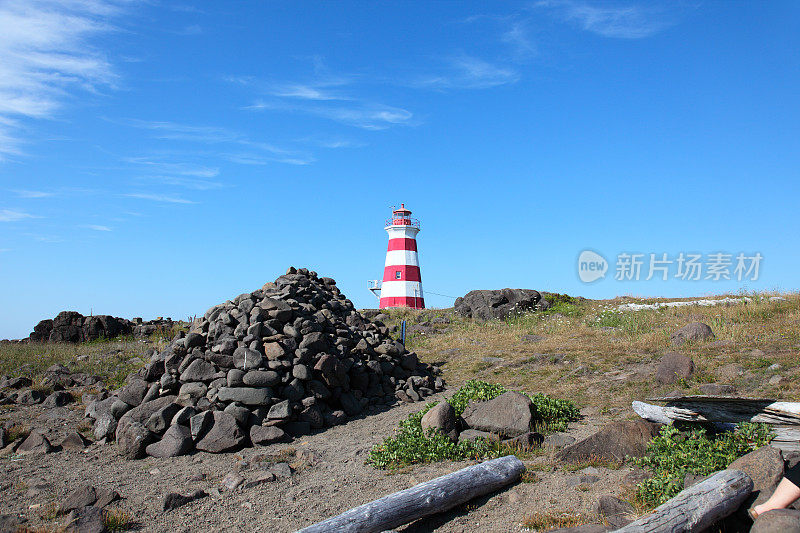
28 312 180 343
85 267 444 458
454 289 546 320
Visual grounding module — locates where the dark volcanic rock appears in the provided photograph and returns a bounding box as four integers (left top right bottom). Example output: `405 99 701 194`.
420 402 458 441
145 424 193 458
16 431 53 454
195 411 244 453
556 420 660 463
454 288 543 320
163 489 207 511
461 391 532 437
751 509 800 533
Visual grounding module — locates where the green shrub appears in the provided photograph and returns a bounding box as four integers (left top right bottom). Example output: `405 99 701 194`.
633 423 774 506
367 380 579 470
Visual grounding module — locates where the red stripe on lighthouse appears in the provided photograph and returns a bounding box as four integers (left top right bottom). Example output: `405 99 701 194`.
383 265 421 282
387 238 417 251
379 297 425 309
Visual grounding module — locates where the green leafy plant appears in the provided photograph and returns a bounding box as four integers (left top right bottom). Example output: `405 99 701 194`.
367 380 579 470
633 423 774 506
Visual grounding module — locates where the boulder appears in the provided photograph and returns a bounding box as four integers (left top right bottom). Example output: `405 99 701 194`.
195 412 245 453
671 321 715 345
42 390 73 408
115 420 153 459
233 347 264 371
16 431 53 454
454 288 542 320
458 429 500 443
751 509 800 533
93 413 117 441
60 432 91 450
64 505 105 533
162 489 207 511
179 359 216 382
16 389 45 405
728 446 784 501
145 424 193 458
556 420 660 463
59 486 97 514
217 387 271 406
242 370 280 387
420 402 458 441
249 425 288 445
506 432 544 449
461 391 532 437
698 383 737 395
593 495 634 528
543 433 576 449
655 352 695 384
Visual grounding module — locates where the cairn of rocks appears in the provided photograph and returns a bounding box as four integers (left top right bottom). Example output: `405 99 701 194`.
86 267 444 459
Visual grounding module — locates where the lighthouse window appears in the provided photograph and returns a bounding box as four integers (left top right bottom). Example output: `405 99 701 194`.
395 271 402 279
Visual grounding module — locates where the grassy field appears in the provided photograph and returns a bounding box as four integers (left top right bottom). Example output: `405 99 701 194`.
0 329 181 390
382 292 800 413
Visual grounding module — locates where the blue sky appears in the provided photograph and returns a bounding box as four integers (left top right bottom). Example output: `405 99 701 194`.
1 1 799 339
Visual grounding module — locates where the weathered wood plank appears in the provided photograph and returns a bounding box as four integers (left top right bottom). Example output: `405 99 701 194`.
632 401 800 452
612 469 753 532
296 455 525 533
643 397 800 425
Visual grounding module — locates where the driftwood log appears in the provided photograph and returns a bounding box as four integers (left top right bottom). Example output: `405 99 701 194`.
612 469 753 532
296 455 525 533
633 399 800 451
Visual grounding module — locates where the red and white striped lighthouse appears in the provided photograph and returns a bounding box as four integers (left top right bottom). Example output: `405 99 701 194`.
379 204 425 309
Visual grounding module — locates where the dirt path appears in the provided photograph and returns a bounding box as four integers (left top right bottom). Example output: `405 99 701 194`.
1 394 634 532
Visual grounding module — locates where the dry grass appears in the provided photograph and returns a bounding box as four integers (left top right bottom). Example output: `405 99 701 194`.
0 336 161 390
522 510 595 531
385 292 800 412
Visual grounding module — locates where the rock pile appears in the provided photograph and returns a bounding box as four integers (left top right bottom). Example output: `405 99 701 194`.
454 289 549 320
86 267 444 459
28 311 178 343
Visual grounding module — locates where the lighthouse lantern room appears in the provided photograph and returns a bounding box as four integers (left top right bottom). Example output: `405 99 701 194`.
378 204 425 309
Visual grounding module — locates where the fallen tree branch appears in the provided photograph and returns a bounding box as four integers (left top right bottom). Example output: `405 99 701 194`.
612 469 753 532
296 455 525 533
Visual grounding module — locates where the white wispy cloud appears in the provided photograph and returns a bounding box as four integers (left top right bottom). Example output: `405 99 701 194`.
246 100 414 130
120 120 310 166
537 0 670 39
414 56 519 90
14 189 54 198
0 248 11 253
124 193 196 204
0 0 123 158
83 224 111 231
174 24 202 36
270 84 350 101
0 208 39 222
502 21 537 58
123 120 241 144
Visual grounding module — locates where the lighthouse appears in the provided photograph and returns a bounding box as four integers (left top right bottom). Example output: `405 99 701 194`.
378 204 425 309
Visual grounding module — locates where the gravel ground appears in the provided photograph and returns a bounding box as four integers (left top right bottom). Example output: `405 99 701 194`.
0 394 632 532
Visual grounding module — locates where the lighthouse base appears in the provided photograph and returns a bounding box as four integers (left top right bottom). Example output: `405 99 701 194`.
379 296 425 309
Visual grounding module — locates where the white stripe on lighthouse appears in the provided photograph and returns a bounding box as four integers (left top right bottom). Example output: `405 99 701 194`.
380 280 424 298
384 250 419 267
